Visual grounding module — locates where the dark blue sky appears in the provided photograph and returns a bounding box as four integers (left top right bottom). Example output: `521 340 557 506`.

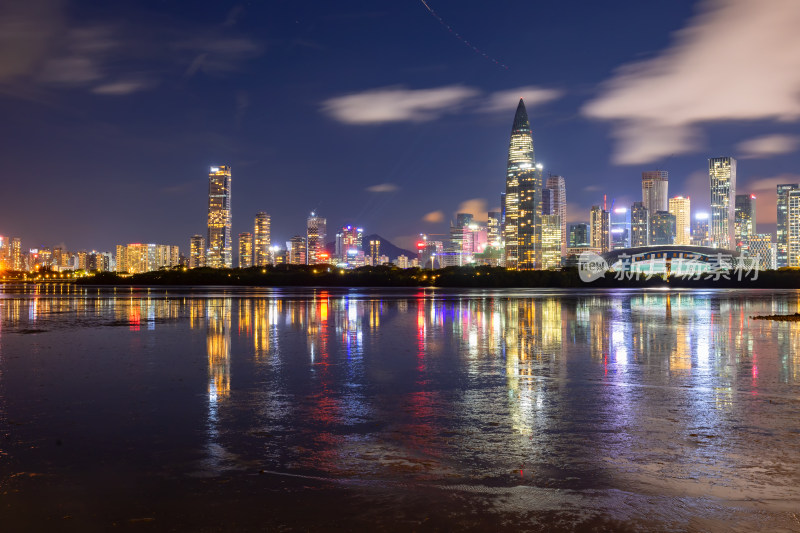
2 0 799 252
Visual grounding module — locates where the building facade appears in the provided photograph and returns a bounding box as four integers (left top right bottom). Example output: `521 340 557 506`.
306 212 327 265
207 165 232 268
238 232 253 268
734 194 757 250
541 215 561 269
189 235 205 268
788 190 800 267
288 236 307 265
642 170 668 214
590 206 610 253
254 212 271 267
776 184 798 267
709 157 736 249
650 211 676 246
545 175 567 258
668 196 691 246
630 202 649 247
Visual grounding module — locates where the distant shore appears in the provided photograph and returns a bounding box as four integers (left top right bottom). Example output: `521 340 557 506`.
65 265 800 289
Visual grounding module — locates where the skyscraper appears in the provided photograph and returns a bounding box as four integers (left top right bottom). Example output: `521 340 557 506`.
541 214 561 269
630 202 649 247
503 99 538 269
207 165 232 268
776 184 798 267
189 235 205 268
610 206 630 250
10 237 21 271
642 171 668 214
238 232 253 268
590 206 610 253
668 196 691 246
788 190 800 267
306 212 327 265
709 157 736 249
254 212 271 267
487 211 502 249
650 211 676 245
734 194 757 250
546 175 567 258
289 236 307 265
568 223 590 247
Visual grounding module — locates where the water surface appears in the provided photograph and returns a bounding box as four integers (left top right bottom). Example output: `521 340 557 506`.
1 285 799 531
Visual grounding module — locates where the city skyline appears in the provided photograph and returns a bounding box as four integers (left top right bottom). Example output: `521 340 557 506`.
1 1 799 253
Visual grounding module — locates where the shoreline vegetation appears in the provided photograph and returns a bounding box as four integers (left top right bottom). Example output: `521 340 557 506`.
752 312 800 321
53 265 800 288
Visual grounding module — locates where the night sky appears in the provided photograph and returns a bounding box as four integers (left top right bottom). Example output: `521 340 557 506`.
2 0 799 253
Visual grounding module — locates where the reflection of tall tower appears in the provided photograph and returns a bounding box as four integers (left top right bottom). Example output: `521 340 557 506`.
503 99 538 269
207 299 231 401
207 165 232 268
254 212 271 267
709 157 736 249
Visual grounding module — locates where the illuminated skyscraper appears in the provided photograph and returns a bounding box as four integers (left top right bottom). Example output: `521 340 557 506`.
734 194 757 250
788 190 800 267
503 99 538 269
238 232 253 268
709 157 736 249
487 211 502 249
289 236 307 265
189 235 205 268
776 184 798 267
306 212 327 265
545 175 567 257
668 196 691 245
642 171 668 214
541 215 561 269
254 212 271 267
650 211 676 245
610 206 630 250
630 202 649 247
590 206 610 253
742 234 775 271
10 237 21 271
369 239 380 265
691 214 710 247
207 165 232 268
568 223 590 247
335 225 363 260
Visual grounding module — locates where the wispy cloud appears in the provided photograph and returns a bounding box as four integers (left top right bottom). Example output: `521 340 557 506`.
92 78 154 95
737 134 800 159
479 86 563 114
322 85 479 124
455 198 488 222
582 0 800 165
180 38 262 76
322 84 562 125
422 210 444 223
366 183 400 193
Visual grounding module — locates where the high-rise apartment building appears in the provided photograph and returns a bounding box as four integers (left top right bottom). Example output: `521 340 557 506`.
335 225 363 260
734 194 757 249
742 234 775 271
709 157 736 249
10 237 21 271
590 206 610 253
487 211 502 249
545 175 567 258
254 212 271 267
776 184 798 267
650 211 676 246
668 196 691 245
541 215 561 269
189 235 205 268
568 223 590 247
630 202 649 247
788 190 800 267
691 214 710 247
503 99 539 269
116 243 180 274
369 239 381 265
288 236 307 265
207 165 232 268
610 206 630 250
238 232 253 268
306 212 327 265
642 171 668 214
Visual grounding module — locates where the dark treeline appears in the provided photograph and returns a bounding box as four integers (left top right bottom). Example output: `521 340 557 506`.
73 265 800 289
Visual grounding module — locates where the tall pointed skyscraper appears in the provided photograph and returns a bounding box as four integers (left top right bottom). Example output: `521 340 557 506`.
503 99 540 269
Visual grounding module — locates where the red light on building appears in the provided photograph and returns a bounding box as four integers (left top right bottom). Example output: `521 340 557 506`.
417 241 426 249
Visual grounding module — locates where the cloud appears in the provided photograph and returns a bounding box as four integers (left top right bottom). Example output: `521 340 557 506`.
0 0 65 83
181 38 262 76
737 134 800 159
480 86 563 113
582 0 800 165
322 84 562 125
455 198 488 222
422 210 444 223
366 183 400 193
322 85 479 124
92 78 153 95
